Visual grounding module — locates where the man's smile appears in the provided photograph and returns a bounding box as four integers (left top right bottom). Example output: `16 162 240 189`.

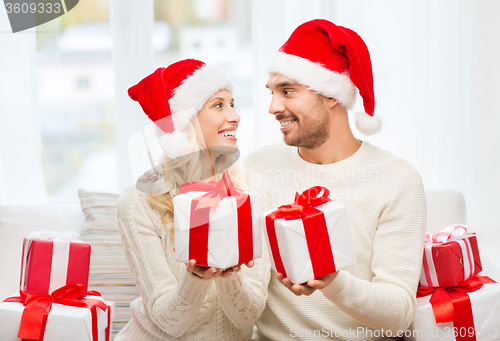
279 119 296 131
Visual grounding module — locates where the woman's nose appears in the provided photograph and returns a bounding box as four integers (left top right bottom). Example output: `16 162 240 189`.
226 106 240 124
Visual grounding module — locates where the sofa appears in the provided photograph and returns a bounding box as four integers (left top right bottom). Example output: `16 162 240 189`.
1 189 500 338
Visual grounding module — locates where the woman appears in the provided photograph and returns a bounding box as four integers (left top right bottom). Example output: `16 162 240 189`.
115 59 270 340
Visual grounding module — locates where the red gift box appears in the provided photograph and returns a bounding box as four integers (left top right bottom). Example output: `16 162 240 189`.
406 276 500 341
20 230 91 296
420 225 482 288
263 186 356 284
174 171 261 269
1 284 112 341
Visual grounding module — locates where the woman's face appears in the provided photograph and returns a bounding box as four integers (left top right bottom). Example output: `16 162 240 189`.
194 89 240 152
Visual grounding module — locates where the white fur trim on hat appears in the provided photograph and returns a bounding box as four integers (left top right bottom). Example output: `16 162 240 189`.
158 130 191 159
355 111 382 135
267 52 357 110
169 64 234 132
169 107 197 139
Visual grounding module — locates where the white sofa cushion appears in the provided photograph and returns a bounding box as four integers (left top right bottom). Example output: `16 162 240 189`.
0 204 84 300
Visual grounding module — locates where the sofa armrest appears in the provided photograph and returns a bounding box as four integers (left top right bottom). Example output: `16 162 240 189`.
425 189 466 234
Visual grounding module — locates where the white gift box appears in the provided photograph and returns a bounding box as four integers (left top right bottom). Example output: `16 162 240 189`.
0 294 114 341
174 190 261 269
262 200 356 284
406 282 500 341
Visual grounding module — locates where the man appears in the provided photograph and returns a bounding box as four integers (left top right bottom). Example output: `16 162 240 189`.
244 19 426 340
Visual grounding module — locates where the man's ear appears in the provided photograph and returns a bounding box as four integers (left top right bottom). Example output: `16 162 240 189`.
326 97 339 109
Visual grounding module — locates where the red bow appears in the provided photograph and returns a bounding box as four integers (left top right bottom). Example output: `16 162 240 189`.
272 186 332 220
180 170 247 209
4 284 111 341
180 170 253 266
417 275 496 341
266 186 335 281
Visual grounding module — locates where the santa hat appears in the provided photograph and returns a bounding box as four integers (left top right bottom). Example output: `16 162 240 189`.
128 59 234 159
267 19 381 135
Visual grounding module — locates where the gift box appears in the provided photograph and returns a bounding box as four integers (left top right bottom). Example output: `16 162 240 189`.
20 230 91 296
174 171 262 269
406 276 500 341
262 186 356 284
0 284 114 341
420 225 482 288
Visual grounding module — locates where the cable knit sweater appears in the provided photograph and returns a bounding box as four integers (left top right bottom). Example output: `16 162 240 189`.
114 186 271 341
243 141 427 341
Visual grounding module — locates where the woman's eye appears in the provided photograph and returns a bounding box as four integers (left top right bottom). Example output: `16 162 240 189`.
214 103 222 108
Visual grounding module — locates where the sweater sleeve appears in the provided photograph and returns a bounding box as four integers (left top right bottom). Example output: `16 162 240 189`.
320 170 427 335
117 188 214 337
212 162 272 329
214 240 271 329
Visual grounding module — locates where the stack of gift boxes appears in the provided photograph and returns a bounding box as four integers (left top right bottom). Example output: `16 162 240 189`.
406 225 500 341
0 230 114 341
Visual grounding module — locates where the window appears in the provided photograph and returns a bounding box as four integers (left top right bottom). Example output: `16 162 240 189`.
36 0 115 197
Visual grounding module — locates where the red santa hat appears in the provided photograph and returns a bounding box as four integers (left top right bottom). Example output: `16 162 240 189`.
128 59 234 159
267 19 381 135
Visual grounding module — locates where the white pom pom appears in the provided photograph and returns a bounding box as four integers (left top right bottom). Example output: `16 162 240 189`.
158 131 191 159
355 112 382 135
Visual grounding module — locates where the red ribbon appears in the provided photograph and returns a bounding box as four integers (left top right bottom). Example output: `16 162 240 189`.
179 170 253 266
3 284 111 341
265 186 336 281
417 275 496 341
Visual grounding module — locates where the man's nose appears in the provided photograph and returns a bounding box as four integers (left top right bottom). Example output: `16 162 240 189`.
269 95 285 115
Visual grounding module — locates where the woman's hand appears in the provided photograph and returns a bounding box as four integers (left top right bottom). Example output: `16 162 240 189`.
243 260 255 268
186 260 238 279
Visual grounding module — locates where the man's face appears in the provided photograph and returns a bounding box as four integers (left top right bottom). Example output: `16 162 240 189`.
266 74 331 149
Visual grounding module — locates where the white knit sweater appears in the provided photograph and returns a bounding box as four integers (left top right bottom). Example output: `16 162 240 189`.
243 141 427 341
115 186 271 341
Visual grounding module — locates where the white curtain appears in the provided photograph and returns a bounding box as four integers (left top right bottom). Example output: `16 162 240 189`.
0 10 47 205
111 0 155 192
251 0 500 236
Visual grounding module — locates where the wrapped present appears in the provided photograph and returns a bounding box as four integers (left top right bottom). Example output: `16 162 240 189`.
0 283 114 341
174 171 262 269
263 186 356 284
20 230 91 296
420 225 482 288
406 276 500 341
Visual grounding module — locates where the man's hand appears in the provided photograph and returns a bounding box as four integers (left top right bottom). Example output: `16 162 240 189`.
276 272 338 296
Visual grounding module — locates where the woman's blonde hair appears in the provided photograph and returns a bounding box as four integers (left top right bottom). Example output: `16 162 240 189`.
145 121 246 234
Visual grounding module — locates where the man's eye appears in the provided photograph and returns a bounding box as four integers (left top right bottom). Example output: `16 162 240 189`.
284 89 294 95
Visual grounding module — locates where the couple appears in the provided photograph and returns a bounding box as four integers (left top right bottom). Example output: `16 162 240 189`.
115 19 427 341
